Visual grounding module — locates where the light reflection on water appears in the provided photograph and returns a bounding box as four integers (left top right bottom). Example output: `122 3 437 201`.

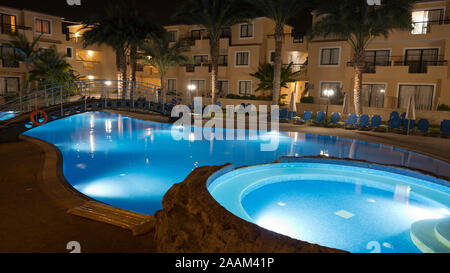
23 112 450 215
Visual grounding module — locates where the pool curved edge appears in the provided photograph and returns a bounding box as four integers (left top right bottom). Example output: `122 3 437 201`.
153 163 346 253
207 158 450 253
18 134 156 235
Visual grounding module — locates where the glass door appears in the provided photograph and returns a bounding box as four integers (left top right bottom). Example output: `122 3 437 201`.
405 48 439 73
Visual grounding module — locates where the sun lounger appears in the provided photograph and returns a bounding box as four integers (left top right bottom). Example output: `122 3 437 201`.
389 115 401 131
370 115 382 130
358 114 370 129
279 109 289 122
312 111 326 125
440 120 450 137
328 112 341 126
294 111 312 124
288 111 297 120
344 114 358 129
417 119 429 135
403 119 415 131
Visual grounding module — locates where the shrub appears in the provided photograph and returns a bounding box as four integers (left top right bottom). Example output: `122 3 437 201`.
437 104 450 111
300 96 314 104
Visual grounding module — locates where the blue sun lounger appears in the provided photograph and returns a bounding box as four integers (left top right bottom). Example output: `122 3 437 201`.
403 119 415 131
389 115 402 130
288 111 297 120
295 111 312 124
370 115 382 129
329 112 341 126
358 114 370 129
441 120 450 137
417 119 429 134
312 111 325 125
279 109 289 121
344 114 358 129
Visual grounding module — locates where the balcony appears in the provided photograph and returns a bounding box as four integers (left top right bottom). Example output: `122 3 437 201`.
347 55 448 74
0 24 31 35
411 19 450 35
185 63 213 73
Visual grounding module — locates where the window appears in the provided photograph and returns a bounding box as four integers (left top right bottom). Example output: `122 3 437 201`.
240 23 253 38
168 30 178 42
217 80 229 95
362 84 386 108
193 55 208 65
221 27 231 38
0 13 17 34
238 81 252 96
35 18 51 34
364 50 390 73
320 48 340 66
0 77 20 94
190 80 206 93
186 64 195 72
168 79 176 91
218 55 228 66
319 82 341 98
66 47 73 59
191 30 202 40
398 85 434 111
411 9 444 34
404 48 439 73
269 51 275 63
0 45 19 68
235 51 249 66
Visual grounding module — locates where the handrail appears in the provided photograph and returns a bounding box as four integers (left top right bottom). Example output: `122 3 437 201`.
0 80 161 117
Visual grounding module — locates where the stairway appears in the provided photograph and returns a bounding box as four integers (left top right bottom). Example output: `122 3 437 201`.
410 217 450 253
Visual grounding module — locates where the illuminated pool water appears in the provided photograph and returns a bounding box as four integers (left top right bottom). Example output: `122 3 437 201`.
208 162 450 253
0 111 22 121
23 112 450 216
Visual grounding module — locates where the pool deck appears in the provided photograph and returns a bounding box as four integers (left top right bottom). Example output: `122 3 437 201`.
0 109 449 253
0 139 157 253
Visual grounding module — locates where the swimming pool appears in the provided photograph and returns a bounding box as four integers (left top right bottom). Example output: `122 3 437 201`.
23 112 450 216
208 161 450 253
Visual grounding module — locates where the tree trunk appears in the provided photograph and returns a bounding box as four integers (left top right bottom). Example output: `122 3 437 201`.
353 47 365 116
210 40 220 104
272 23 283 106
130 45 137 101
120 48 128 100
353 66 363 116
115 47 127 100
160 73 167 106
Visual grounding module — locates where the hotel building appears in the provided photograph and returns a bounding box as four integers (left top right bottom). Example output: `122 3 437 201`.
1 1 450 118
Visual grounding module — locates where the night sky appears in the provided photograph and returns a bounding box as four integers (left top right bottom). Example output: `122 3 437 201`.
0 0 313 32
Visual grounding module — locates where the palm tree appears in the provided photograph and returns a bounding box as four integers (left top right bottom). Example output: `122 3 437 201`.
5 33 42 101
250 62 301 103
82 1 135 98
249 0 309 106
174 0 254 103
119 4 162 100
139 32 191 107
311 0 414 116
30 46 80 86
83 2 162 100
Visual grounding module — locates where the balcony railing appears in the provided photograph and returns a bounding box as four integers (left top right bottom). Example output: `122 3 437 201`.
0 24 32 35
394 60 448 73
347 55 448 74
411 18 450 34
267 32 305 43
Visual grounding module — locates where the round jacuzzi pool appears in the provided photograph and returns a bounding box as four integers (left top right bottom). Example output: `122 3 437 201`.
207 160 450 253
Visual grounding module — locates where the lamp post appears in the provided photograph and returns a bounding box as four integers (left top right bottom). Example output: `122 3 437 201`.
323 89 335 126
